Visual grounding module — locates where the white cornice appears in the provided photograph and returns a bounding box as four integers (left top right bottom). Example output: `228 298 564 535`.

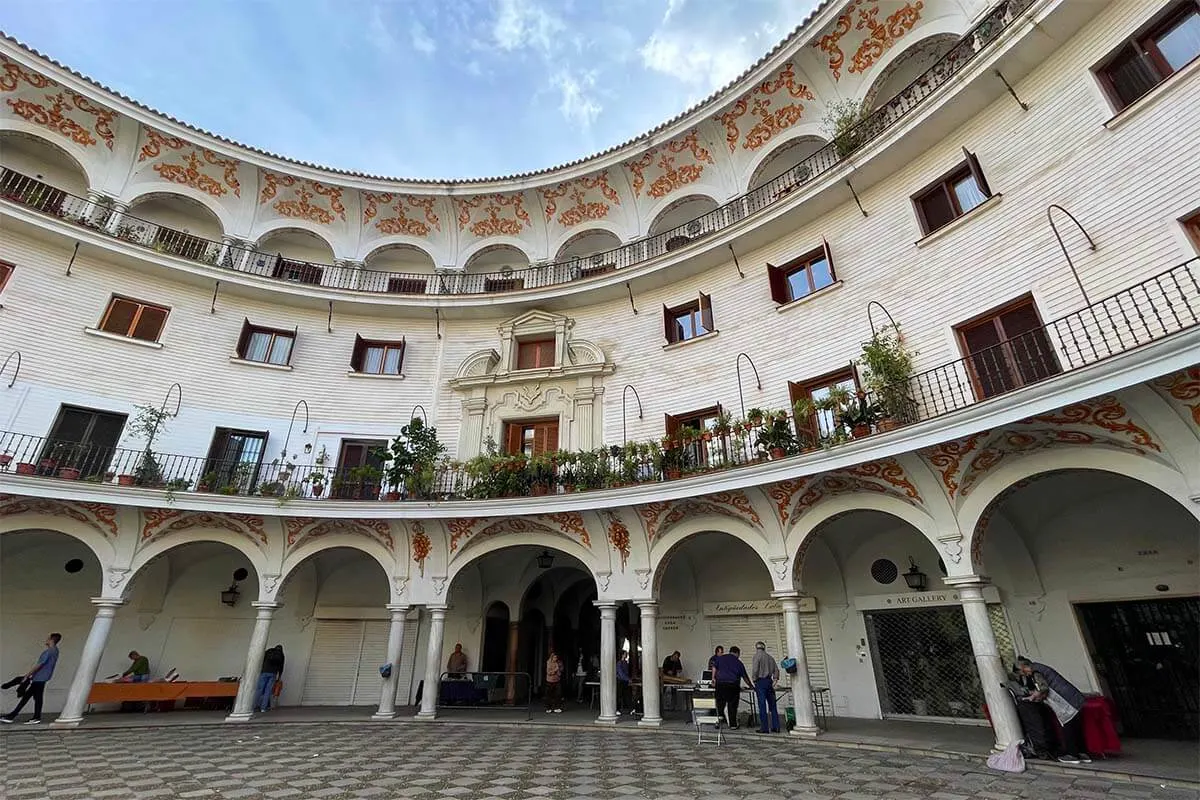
3 325 1194 517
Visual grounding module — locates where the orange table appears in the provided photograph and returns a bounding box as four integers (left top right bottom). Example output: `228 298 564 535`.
87 681 239 707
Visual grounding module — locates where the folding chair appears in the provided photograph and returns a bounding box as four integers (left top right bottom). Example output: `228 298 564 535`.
692 692 723 745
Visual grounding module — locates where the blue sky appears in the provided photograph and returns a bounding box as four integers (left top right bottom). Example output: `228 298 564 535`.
2 0 821 180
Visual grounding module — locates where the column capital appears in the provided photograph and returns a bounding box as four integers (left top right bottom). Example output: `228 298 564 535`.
251 601 282 611
427 605 448 616
593 600 619 610
634 600 658 612
942 575 992 589
386 604 411 613
91 597 125 608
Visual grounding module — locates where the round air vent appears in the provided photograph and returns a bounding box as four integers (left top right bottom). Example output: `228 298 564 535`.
233 567 249 582
871 558 898 585
64 558 84 574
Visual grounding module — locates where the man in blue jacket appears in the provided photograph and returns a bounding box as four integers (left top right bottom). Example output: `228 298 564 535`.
2 632 61 725
713 646 754 729
1018 656 1090 764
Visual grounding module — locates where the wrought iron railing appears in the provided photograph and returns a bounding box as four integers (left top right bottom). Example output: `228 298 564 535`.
1 257 1195 503
0 0 1035 296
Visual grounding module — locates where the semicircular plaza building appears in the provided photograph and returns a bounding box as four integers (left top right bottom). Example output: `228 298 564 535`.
1 0 1198 745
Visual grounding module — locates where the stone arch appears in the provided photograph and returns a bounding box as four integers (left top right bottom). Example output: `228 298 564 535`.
446 535 603 590
128 528 269 597
788 492 942 581
252 221 338 261
646 192 722 237
0 527 109 596
123 186 231 237
744 132 828 192
278 534 396 602
960 452 1200 573
0 515 116 574
460 240 533 271
551 225 624 262
861 31 964 110
650 521 777 594
0 124 99 193
361 240 439 270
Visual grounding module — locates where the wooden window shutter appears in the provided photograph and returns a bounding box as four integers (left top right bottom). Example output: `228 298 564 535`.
766 263 789 304
236 318 252 358
504 422 523 455
962 147 992 197
822 238 837 281
397 337 407 372
350 334 367 372
662 304 675 343
285 325 298 366
699 292 714 332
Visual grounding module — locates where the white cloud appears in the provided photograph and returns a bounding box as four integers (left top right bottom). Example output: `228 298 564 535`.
662 0 686 24
639 30 752 90
552 71 602 130
492 0 564 54
366 5 398 55
411 19 436 55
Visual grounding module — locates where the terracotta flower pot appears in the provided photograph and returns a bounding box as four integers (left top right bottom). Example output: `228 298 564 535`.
311 483 325 497
117 474 136 486
531 483 550 497
877 417 901 432
57 467 82 480
665 469 681 480
0 454 12 468
15 462 36 475
386 491 401 502
852 424 872 439
770 447 786 460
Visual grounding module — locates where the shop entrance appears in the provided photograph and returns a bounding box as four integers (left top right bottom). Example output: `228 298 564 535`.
1077 596 1199 740
865 605 1014 720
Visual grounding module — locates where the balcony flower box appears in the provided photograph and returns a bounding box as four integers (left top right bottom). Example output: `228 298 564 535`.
117 474 136 486
57 467 82 480
15 462 35 475
0 454 11 468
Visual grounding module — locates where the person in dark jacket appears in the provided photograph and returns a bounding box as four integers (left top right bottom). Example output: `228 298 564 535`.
713 646 753 729
256 645 285 713
1018 656 1090 764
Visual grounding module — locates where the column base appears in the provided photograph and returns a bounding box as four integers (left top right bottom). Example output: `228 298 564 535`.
371 711 398 721
594 715 619 725
414 710 438 721
224 712 255 723
637 716 662 728
50 717 83 729
789 725 821 738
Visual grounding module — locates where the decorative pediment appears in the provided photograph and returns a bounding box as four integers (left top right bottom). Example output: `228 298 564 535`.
449 309 612 389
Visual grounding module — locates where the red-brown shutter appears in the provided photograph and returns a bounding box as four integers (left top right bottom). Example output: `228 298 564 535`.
663 304 675 344
504 422 523 455
236 318 252 358
699 292 714 333
351 334 367 372
822 238 836 281
664 413 679 438
766 263 789 304
284 326 298 366
132 305 168 342
962 147 992 198
396 337 407 373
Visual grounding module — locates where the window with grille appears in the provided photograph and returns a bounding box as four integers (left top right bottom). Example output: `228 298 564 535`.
350 335 405 375
767 242 836 304
98 296 170 342
956 296 1061 400
663 293 713 344
204 428 268 492
42 405 128 478
236 319 295 366
912 149 993 235
516 337 555 370
788 368 859 444
1096 1 1200 111
503 418 559 456
272 256 323 285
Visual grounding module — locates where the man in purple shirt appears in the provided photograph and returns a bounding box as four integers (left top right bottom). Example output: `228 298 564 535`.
2 632 61 725
713 646 753 729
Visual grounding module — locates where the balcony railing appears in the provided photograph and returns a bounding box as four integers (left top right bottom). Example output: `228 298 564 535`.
0 0 1035 297
2 257 1195 503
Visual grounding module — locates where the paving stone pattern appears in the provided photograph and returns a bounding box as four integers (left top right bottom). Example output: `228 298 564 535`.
2 723 1197 800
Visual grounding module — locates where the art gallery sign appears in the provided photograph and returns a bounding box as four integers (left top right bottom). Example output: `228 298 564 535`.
853 586 1000 611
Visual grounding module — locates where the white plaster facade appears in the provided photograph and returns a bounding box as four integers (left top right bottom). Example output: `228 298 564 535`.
0 0 1198 744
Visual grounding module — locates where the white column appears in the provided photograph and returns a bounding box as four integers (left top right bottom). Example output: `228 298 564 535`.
103 201 129 235
51 598 124 728
458 398 488 460
226 602 279 723
946 576 1022 750
780 595 820 737
636 601 661 727
372 605 409 720
595 601 618 724
416 606 447 720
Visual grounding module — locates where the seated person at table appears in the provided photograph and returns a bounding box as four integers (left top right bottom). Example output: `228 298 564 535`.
446 643 469 677
662 651 683 677
121 651 150 683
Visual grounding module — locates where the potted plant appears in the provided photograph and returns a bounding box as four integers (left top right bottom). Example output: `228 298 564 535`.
197 471 219 492
120 404 172 487
380 418 447 501
308 446 330 497
529 452 557 496
347 464 382 500
860 326 917 431
0 453 11 469
57 465 82 480
839 393 881 439
164 477 192 502
713 411 733 438
15 462 36 475
746 408 766 427
660 445 685 480
823 98 873 158
756 416 798 460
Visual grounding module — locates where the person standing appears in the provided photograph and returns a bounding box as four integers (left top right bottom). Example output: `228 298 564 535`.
707 646 724 673
713 646 753 729
574 649 588 703
1 633 60 725
616 651 632 714
446 643 469 676
751 641 781 733
1017 657 1090 764
544 650 564 714
121 651 150 682
256 645 285 713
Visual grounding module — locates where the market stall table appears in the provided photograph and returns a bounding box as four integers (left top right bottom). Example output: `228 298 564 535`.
87 681 238 712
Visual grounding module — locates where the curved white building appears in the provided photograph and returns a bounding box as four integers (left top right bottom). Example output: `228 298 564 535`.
1 0 1198 744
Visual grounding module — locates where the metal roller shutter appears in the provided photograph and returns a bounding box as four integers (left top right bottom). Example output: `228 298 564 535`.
799 613 829 690
350 621 391 706
709 614 827 691
301 620 366 705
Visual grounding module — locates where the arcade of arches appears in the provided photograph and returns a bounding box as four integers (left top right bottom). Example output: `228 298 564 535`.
1 383 1199 743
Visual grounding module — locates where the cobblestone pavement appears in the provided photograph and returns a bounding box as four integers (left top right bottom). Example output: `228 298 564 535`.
3 723 1197 800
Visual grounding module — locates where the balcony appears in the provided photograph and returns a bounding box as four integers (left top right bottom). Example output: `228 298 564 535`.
2 256 1195 505
0 0 1036 298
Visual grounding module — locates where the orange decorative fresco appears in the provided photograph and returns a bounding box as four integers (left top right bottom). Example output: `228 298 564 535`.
624 129 714 199
0 495 118 540
0 56 56 92
455 193 531 238
136 129 242 198
259 172 346 224
1153 367 1200 426
603 511 631 570
284 517 394 552
715 62 815 152
362 192 441 237
849 2 925 76
5 90 116 149
538 172 620 227
813 0 866 80
411 521 432 576
140 509 268 548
